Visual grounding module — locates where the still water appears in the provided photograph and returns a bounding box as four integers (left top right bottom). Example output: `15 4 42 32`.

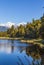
0 39 41 65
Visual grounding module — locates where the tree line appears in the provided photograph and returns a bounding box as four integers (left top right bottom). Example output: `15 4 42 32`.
0 15 44 39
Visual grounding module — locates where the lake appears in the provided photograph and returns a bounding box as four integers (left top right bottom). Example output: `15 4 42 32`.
0 39 41 65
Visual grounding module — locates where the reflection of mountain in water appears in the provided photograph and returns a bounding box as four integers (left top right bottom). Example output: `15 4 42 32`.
0 40 27 53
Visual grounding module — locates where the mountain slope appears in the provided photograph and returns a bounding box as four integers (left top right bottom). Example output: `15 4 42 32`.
0 26 8 32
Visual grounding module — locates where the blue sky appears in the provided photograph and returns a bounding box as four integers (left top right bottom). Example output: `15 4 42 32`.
0 0 44 25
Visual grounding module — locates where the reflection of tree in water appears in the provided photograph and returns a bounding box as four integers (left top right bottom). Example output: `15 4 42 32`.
11 40 14 53
26 44 41 59
26 44 44 65
10 40 27 53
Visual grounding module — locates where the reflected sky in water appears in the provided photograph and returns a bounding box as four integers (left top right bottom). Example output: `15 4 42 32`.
0 39 41 65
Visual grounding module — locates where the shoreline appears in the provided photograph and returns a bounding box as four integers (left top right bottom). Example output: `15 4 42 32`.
0 37 21 40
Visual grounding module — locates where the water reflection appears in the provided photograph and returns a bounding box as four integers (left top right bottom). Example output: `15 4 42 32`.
0 39 41 65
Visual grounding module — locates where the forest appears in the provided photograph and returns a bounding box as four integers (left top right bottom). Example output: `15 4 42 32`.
0 15 44 39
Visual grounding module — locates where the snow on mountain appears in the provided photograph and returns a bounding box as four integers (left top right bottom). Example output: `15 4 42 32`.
17 22 26 26
0 22 26 27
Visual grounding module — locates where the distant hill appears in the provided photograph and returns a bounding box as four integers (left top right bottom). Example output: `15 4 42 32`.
0 26 8 32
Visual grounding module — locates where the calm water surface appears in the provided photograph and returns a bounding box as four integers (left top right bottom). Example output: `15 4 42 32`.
0 39 41 65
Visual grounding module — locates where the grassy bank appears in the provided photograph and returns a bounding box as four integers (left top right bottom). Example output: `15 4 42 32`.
20 39 44 48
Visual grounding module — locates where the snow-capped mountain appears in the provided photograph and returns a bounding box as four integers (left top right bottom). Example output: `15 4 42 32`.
0 22 26 31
